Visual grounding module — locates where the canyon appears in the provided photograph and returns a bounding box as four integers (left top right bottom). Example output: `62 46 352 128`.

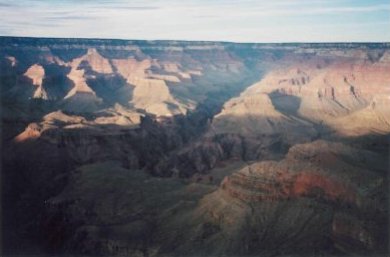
1 37 389 257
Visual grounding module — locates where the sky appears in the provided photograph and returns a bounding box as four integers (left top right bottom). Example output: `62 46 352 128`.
0 0 389 43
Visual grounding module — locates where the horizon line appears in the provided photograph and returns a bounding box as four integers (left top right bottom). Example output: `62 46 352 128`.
1 35 390 45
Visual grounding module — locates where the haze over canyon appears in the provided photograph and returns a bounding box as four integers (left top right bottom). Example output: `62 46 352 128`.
1 37 389 257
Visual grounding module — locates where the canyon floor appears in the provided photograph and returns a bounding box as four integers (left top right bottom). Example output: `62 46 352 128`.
1 37 389 257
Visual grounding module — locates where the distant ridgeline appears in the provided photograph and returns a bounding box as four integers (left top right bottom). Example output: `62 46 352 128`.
1 36 389 257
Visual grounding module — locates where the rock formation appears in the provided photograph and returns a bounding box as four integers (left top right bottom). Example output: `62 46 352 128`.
1 38 389 257
24 64 48 99
191 140 388 255
211 51 390 139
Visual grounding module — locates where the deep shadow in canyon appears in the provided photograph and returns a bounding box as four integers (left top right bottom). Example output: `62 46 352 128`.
1 38 390 257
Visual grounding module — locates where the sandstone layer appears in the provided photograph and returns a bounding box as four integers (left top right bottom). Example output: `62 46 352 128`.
1 38 389 257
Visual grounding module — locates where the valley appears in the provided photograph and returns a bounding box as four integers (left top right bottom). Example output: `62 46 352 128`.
1 37 389 257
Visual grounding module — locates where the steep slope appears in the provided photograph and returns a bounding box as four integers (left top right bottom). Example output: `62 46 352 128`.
328 95 390 136
43 161 216 256
216 51 390 137
41 140 388 256
1 39 258 117
187 140 388 256
2 38 390 257
23 64 48 99
82 48 113 74
14 105 142 143
211 92 316 143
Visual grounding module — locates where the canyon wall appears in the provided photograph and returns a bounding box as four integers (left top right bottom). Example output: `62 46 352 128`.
1 37 389 257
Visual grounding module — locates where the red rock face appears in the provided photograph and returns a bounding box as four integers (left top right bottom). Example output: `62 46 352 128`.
219 144 361 205
204 139 387 255
2 39 389 256
221 173 290 202
14 123 42 142
292 172 356 204
221 167 357 204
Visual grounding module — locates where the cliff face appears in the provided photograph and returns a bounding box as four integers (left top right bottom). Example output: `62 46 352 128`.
191 140 387 255
1 37 389 257
211 48 390 139
1 37 257 118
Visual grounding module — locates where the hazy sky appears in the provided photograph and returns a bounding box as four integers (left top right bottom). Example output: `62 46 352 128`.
0 0 389 42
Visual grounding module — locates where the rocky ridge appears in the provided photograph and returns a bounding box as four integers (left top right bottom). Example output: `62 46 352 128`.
1 38 389 257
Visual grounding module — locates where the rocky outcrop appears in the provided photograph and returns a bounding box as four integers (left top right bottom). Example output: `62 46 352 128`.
112 58 151 83
211 92 316 143
42 161 216 256
24 64 45 87
41 138 387 256
2 38 390 257
14 122 42 142
195 140 388 255
83 48 113 74
1 38 259 117
24 64 49 99
211 51 390 138
130 77 185 116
